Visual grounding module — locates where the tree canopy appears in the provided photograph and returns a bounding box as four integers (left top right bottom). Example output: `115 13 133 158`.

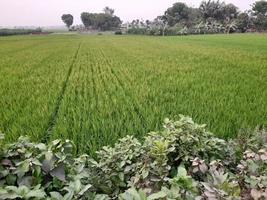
163 2 190 26
61 14 74 29
251 1 267 31
252 0 267 15
80 7 121 31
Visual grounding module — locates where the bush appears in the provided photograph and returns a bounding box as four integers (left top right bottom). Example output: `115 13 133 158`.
114 31 122 35
0 135 91 199
0 115 266 199
127 28 147 35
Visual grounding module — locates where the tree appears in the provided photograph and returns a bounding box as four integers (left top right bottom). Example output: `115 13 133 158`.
251 1 267 31
199 0 225 21
145 20 151 28
222 3 239 21
80 8 122 31
61 14 74 29
252 0 267 15
103 6 115 16
225 20 237 34
253 13 267 31
187 8 202 27
164 2 190 26
236 12 250 32
154 16 168 36
94 14 121 31
81 12 95 29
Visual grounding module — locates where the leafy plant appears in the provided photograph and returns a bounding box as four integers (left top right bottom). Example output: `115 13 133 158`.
0 136 91 199
1 116 266 199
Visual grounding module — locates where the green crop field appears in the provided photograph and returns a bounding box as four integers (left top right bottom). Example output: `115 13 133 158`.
0 34 266 154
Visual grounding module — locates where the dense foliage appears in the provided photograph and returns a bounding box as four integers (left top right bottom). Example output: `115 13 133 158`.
0 115 266 199
126 0 267 36
61 14 74 29
251 0 267 31
80 7 122 31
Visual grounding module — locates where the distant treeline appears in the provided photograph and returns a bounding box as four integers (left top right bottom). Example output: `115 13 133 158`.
126 0 267 36
62 0 267 36
0 28 49 36
60 0 267 36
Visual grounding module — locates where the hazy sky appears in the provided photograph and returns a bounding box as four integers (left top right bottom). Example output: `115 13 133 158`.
0 0 256 27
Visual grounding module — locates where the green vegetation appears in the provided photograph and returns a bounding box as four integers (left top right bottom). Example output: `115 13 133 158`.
0 34 266 154
64 0 267 34
1 116 266 199
61 14 74 30
80 7 122 31
0 29 44 36
126 0 267 36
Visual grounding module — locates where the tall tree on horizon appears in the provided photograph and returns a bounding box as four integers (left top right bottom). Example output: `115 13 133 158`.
61 14 74 30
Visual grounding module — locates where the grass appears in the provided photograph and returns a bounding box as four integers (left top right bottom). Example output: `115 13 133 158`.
0 34 266 154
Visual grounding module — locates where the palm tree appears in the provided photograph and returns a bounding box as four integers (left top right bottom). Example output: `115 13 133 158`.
199 0 224 21
154 16 168 36
225 20 237 34
204 22 212 34
179 26 188 35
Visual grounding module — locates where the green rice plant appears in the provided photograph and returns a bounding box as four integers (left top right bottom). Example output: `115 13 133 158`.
0 34 266 154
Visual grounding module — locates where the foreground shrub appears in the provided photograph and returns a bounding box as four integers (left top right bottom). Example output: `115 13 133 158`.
0 115 266 199
0 135 91 199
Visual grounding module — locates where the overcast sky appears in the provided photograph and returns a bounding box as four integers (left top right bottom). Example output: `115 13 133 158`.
0 0 256 27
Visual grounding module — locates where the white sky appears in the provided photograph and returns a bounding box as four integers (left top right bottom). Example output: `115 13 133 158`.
0 0 256 27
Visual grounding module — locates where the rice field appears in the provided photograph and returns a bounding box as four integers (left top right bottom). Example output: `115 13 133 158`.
0 34 266 154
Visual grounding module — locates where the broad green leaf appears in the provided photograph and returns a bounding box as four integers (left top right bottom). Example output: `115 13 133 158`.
35 143 47 151
6 174 17 185
15 160 30 178
63 190 74 200
50 192 63 200
25 189 46 199
0 192 21 200
73 179 82 192
148 191 167 200
177 166 187 177
142 169 149 179
94 194 110 200
17 176 33 187
50 164 66 182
